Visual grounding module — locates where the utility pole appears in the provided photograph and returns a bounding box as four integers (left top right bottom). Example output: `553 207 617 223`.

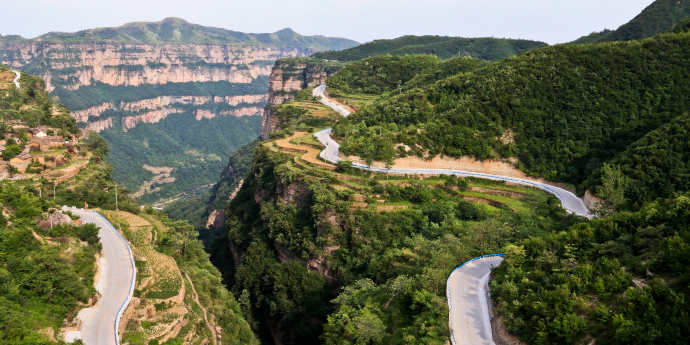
53 183 56 199
115 185 118 211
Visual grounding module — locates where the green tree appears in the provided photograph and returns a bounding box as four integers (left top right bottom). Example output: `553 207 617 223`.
597 163 629 215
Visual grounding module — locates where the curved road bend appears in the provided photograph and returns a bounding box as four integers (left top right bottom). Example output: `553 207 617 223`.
63 207 136 345
312 84 592 218
11 69 20 88
312 84 352 117
447 256 504 345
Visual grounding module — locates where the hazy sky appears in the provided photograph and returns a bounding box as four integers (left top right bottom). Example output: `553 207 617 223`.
1 0 655 44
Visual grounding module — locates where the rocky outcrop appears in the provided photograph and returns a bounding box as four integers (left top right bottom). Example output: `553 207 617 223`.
84 118 113 132
0 42 315 135
491 315 527 345
122 108 183 131
584 189 603 211
260 59 341 139
72 95 267 122
0 43 313 91
205 210 227 229
72 102 114 122
220 107 264 117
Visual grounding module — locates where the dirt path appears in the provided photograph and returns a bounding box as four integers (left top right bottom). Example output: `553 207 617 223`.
183 271 219 345
273 132 335 170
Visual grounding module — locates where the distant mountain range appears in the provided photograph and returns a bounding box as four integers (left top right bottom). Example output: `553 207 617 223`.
0 17 359 50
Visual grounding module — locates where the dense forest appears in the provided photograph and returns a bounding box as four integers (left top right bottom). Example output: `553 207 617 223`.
492 193 690 344
574 0 690 43
197 7 690 345
333 29 690 203
216 139 577 344
312 35 547 61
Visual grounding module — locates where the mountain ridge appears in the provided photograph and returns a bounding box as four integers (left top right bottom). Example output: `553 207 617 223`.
311 34 547 61
574 0 690 43
1 17 359 50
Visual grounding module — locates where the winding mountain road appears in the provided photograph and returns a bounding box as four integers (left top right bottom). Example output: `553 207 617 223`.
63 207 136 345
447 255 504 345
313 84 352 116
312 85 593 218
11 69 20 88
312 83 592 344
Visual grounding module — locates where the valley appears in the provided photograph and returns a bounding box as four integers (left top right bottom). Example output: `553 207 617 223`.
0 18 358 203
2 1 690 344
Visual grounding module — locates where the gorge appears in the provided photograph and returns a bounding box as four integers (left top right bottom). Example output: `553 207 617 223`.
0 17 358 203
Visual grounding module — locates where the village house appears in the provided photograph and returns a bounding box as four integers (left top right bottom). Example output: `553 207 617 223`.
30 135 66 152
9 152 32 172
27 126 51 138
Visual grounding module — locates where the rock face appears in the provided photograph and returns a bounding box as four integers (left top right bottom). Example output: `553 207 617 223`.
260 59 341 139
0 20 358 204
0 43 311 91
0 43 313 132
205 209 227 229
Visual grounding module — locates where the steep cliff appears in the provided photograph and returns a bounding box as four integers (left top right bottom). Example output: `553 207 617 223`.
0 18 358 203
0 42 314 132
260 58 344 139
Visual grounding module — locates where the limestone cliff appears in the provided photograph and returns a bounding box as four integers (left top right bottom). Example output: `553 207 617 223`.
260 58 343 139
0 43 309 92
0 18 358 203
0 43 312 132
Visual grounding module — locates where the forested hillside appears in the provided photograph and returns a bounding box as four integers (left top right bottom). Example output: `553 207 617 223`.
574 0 690 43
0 66 256 344
210 90 579 344
333 30 690 205
311 35 546 61
492 193 690 344
186 17 690 345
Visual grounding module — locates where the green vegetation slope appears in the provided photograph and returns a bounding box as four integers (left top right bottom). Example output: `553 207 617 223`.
211 94 578 344
334 30 690 209
311 35 546 61
179 20 690 345
574 0 690 43
0 67 257 344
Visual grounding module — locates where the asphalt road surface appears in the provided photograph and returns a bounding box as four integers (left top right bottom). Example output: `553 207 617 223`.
313 82 591 343
312 84 592 218
11 69 20 88
63 207 135 345
313 84 352 116
447 256 504 345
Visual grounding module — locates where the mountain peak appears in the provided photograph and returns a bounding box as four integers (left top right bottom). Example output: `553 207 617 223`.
160 17 189 24
275 28 297 34
0 19 358 50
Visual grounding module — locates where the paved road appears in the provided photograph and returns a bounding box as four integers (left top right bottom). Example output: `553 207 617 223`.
63 207 136 345
313 84 352 117
447 255 504 345
312 84 592 218
11 69 20 88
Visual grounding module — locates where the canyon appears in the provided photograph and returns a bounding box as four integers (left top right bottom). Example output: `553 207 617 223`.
0 18 358 203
